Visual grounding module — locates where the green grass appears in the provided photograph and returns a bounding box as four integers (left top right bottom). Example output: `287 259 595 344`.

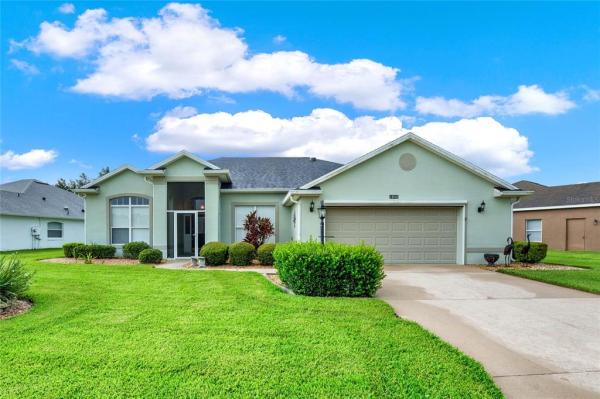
0 249 502 398
500 250 600 294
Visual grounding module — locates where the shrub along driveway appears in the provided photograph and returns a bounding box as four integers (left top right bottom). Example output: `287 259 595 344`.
0 249 501 398
500 250 600 294
379 264 600 399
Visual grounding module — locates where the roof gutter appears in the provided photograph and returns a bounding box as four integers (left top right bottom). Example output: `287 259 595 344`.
493 189 534 198
282 189 322 206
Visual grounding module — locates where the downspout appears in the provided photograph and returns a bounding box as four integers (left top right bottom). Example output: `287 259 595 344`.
143 177 155 247
510 196 521 239
79 193 87 244
288 194 301 241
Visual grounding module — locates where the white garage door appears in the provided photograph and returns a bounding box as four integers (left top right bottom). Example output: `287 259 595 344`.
326 207 458 264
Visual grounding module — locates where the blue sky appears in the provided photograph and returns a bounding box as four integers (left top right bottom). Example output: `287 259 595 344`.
1 1 599 186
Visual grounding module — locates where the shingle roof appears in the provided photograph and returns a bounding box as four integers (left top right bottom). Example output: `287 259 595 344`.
209 157 343 189
0 179 84 219
513 180 600 208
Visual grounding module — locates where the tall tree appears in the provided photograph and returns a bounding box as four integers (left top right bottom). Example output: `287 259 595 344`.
55 167 109 192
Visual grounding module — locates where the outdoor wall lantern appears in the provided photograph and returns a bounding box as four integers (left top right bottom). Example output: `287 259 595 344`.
310 200 315 212
594 219 598 226
477 201 486 213
318 200 327 244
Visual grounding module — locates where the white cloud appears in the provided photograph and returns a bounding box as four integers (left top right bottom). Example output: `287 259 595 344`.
273 34 286 44
416 85 575 117
69 159 92 169
146 107 535 177
10 59 40 75
412 118 537 177
581 85 600 102
58 3 75 14
19 3 405 111
0 149 58 170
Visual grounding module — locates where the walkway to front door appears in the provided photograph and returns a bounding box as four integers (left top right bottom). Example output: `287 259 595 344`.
378 264 600 399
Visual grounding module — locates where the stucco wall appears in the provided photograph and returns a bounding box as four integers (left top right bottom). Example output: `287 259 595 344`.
0 215 84 251
513 207 600 251
301 140 515 264
84 169 154 247
219 192 291 243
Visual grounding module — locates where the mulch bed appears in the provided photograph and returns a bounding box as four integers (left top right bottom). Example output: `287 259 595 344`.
482 262 582 271
0 299 32 320
42 258 142 265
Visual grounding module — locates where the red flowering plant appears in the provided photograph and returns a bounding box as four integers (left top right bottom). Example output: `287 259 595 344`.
243 210 274 248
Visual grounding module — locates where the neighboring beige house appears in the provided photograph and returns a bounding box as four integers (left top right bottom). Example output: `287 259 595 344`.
513 181 600 251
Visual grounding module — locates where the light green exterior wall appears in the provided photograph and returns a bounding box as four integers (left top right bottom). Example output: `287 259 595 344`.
83 143 516 263
85 169 153 249
163 157 206 180
299 141 515 264
218 192 292 243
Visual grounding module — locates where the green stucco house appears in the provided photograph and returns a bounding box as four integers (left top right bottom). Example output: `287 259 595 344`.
75 133 530 264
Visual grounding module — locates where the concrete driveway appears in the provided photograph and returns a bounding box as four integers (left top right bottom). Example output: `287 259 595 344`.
379 264 600 399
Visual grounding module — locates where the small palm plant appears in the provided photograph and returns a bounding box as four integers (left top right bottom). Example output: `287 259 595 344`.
83 252 94 264
0 255 33 310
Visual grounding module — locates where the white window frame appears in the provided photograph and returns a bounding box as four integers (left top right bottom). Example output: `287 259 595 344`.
47 221 63 239
110 196 150 245
525 219 542 242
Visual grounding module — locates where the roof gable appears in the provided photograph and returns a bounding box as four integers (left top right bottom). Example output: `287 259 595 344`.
82 165 164 189
300 132 519 190
149 150 219 170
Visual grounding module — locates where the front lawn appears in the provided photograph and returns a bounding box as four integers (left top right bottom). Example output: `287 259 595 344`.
500 250 600 294
0 249 501 398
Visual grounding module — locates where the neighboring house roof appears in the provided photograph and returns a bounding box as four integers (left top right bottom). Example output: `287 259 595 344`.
513 180 600 209
300 132 521 191
0 179 84 219
210 157 342 189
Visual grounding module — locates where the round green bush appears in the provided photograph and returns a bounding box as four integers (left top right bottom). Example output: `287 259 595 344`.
73 244 116 259
138 248 163 264
123 241 151 259
199 242 229 266
257 243 276 265
229 242 255 266
513 241 548 263
63 242 83 258
274 241 385 297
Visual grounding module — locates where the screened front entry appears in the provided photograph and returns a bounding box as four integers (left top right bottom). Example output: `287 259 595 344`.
167 182 205 258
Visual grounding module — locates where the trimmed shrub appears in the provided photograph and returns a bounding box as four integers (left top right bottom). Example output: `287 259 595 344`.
229 242 255 266
63 242 83 258
123 241 151 259
73 244 116 259
138 248 163 264
513 241 548 263
200 242 229 266
0 255 33 310
257 243 276 265
274 241 385 297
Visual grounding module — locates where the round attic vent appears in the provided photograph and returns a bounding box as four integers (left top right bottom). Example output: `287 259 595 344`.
399 153 416 171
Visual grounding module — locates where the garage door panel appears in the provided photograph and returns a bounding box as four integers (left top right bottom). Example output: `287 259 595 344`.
327 207 458 264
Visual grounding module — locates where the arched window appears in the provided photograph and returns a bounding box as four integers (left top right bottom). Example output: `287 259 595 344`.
47 222 63 238
110 196 150 244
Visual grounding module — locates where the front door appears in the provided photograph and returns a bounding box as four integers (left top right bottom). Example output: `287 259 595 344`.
177 213 196 257
566 218 585 251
